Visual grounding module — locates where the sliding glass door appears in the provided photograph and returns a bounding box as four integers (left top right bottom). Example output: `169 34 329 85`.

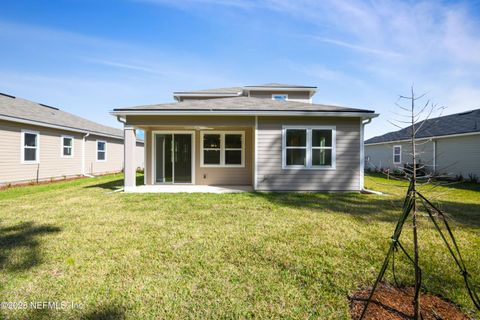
154 132 193 184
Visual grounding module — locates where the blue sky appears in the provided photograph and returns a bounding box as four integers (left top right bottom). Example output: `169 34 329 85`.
1 0 480 139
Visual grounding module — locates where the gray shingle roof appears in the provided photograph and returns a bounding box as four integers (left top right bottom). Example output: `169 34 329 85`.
0 93 123 139
114 96 373 113
365 108 480 144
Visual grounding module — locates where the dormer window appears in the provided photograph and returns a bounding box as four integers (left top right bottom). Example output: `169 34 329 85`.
272 94 288 101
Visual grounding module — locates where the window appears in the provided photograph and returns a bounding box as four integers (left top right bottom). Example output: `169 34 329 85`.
61 136 74 157
200 131 244 167
272 94 288 101
97 140 106 161
21 130 39 163
282 126 336 169
393 145 402 164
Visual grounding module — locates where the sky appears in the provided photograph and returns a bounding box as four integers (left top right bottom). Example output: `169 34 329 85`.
1 0 480 139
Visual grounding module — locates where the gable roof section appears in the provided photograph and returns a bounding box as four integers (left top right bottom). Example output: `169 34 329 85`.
365 108 480 144
173 87 243 95
0 93 124 139
243 83 317 89
113 96 375 116
173 83 318 100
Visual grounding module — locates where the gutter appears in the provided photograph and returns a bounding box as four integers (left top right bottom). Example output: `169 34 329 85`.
110 110 379 118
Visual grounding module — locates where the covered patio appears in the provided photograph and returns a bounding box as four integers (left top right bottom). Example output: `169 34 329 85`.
121 115 255 192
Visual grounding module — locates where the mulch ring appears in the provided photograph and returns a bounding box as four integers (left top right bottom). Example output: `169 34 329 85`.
349 282 472 320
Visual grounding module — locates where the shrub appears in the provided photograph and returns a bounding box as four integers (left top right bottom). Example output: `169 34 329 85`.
467 173 479 183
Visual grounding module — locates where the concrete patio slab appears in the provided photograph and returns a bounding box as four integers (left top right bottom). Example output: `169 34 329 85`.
124 185 253 193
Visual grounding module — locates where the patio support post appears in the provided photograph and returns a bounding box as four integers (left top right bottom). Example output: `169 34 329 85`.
124 125 136 191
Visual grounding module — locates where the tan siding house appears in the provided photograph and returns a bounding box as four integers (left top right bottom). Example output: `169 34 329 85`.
0 93 144 186
112 83 377 192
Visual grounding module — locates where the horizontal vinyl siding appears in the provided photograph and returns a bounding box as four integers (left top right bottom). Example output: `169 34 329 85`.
256 117 361 191
0 120 83 184
142 126 253 186
436 135 480 178
84 135 124 175
136 142 144 169
365 141 434 172
249 91 311 103
145 129 152 185
195 127 252 185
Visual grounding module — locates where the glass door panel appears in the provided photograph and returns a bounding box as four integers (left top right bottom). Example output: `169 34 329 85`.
155 134 173 183
173 134 192 183
155 133 192 184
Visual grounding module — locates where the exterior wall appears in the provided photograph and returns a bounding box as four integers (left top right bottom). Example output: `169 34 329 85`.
365 134 480 178
365 141 434 172
84 135 124 175
248 90 311 103
136 141 144 169
145 128 152 185
0 120 84 184
256 117 361 191
177 90 312 103
128 115 364 191
0 119 145 186
436 135 480 178
142 125 253 186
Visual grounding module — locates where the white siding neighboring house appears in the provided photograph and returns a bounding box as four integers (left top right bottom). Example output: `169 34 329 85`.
0 93 144 186
112 83 378 192
365 109 480 179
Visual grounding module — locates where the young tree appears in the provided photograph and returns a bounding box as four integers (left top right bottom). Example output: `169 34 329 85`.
358 87 479 319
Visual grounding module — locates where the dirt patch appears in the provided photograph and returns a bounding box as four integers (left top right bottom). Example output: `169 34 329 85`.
350 283 472 320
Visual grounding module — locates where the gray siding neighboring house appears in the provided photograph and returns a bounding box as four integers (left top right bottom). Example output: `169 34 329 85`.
112 83 377 192
365 109 480 179
0 93 144 186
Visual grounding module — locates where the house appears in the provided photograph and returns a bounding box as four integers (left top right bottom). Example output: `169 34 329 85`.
0 92 144 186
364 108 480 179
111 83 377 192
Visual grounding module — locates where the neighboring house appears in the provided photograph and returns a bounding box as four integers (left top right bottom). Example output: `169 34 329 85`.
0 93 144 186
365 108 480 179
111 83 378 192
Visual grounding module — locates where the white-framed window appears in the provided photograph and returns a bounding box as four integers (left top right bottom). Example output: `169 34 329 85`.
272 94 288 101
393 145 402 164
61 135 74 158
21 130 40 164
282 126 336 170
200 131 244 167
96 140 107 162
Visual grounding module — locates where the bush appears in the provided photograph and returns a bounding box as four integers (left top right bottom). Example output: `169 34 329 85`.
468 173 479 183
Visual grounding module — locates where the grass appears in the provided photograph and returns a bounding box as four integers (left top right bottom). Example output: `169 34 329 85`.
0 173 479 319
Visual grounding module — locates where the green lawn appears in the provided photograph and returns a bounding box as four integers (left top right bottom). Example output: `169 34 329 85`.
0 173 479 319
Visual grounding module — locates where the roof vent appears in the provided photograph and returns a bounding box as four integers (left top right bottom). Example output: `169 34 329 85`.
0 92 16 99
39 103 59 111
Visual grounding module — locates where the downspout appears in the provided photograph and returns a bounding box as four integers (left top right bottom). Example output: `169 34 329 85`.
82 132 95 178
360 118 382 194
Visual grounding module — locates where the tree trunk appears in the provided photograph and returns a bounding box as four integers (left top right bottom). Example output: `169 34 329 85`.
411 87 421 319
